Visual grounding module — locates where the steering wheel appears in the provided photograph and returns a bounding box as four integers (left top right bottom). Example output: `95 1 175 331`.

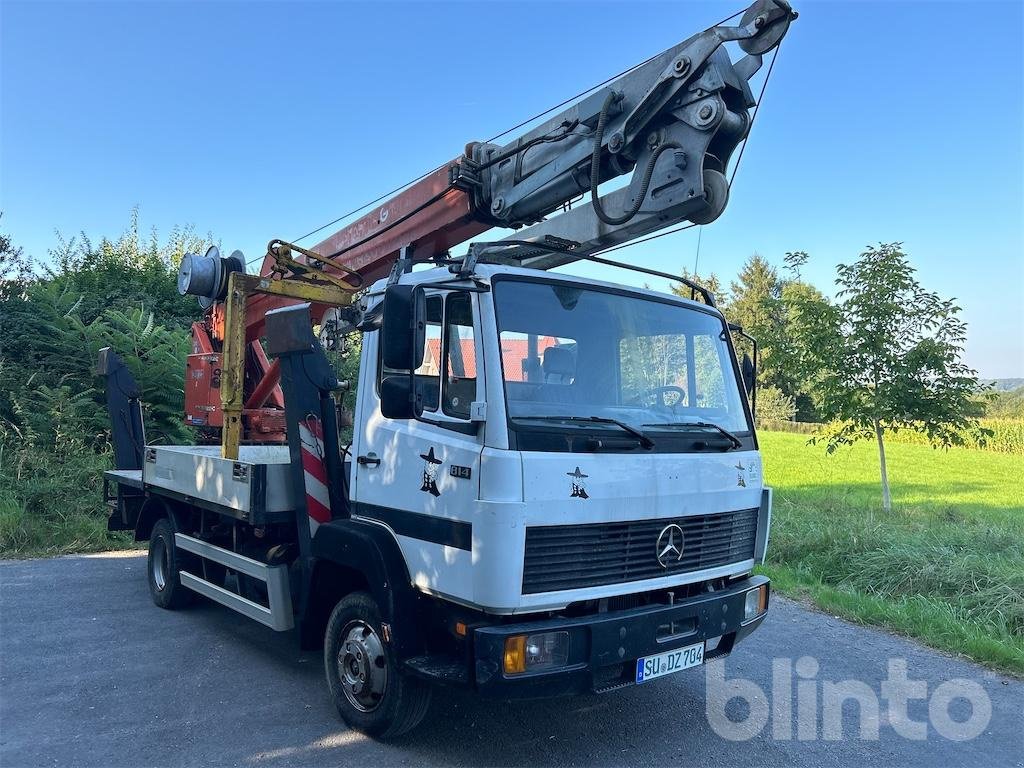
646 385 686 409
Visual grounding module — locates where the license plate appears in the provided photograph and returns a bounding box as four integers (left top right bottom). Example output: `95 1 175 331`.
635 641 705 684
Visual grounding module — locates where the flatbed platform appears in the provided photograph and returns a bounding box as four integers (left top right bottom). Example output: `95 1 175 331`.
103 445 301 525
103 468 143 489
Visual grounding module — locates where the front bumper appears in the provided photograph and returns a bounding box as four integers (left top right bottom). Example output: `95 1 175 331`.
471 575 769 699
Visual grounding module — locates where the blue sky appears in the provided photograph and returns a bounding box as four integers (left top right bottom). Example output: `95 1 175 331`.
2 0 1022 377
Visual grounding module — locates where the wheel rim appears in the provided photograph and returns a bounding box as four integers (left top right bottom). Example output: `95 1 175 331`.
337 620 388 713
151 536 168 591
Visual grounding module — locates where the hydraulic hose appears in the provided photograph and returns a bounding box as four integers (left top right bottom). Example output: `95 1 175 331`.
590 90 682 227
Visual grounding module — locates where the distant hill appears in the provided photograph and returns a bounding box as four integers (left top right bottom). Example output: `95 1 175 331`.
983 379 1024 393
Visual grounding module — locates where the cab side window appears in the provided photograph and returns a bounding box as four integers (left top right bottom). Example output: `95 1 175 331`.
443 292 476 419
416 297 443 412
376 291 477 420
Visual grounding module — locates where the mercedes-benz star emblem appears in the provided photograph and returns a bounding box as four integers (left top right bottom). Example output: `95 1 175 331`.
656 524 685 569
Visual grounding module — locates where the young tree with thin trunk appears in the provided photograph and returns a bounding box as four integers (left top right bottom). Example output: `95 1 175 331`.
790 243 984 510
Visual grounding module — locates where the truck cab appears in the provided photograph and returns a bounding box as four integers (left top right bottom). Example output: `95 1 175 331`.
307 263 773 718
353 265 769 616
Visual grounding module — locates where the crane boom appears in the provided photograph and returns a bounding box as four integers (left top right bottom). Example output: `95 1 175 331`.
262 0 796 293
177 0 796 452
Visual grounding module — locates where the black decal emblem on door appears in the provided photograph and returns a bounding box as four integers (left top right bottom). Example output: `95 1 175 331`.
567 466 589 499
735 460 747 488
420 447 442 497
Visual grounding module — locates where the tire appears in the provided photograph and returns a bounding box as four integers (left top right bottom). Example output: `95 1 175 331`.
147 517 195 610
324 591 431 738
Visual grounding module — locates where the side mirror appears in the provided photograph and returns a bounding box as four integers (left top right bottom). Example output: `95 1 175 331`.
741 351 757 418
381 284 426 371
380 375 421 420
741 353 755 396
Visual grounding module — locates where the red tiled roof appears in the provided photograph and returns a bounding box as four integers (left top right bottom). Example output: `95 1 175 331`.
422 336 562 381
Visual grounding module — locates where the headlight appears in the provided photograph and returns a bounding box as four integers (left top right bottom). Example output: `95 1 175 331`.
503 631 570 675
743 584 769 622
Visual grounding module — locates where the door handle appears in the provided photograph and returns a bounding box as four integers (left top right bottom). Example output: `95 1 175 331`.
357 454 381 467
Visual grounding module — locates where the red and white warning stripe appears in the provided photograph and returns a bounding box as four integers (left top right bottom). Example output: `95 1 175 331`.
298 416 332 535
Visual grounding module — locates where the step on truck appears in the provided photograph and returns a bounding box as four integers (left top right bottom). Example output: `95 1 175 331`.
100 0 796 737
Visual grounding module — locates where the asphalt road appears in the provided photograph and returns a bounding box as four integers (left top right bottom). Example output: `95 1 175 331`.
1 552 1020 768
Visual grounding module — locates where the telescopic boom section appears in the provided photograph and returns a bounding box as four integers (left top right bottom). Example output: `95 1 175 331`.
176 0 796 453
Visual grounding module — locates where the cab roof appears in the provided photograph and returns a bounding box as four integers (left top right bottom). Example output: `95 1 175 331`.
367 263 722 318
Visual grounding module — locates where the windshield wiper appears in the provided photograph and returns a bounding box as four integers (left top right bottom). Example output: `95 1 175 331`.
642 421 742 450
525 415 655 449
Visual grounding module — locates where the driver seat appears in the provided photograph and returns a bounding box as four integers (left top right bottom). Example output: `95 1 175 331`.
534 346 576 402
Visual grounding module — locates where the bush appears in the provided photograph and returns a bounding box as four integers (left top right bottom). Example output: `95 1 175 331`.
758 419 819 435
0 304 190 557
754 385 797 423
2 302 191 450
0 217 202 556
0 441 131 557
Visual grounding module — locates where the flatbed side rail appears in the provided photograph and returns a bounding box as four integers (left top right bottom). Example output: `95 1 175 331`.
174 534 294 631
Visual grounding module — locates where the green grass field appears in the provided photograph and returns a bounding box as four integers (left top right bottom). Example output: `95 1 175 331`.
758 431 1024 675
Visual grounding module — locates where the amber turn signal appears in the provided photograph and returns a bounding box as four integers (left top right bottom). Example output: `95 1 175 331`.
504 635 527 674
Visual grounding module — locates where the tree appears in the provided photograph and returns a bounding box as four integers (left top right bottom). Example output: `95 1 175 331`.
728 254 779 342
778 278 827 421
0 214 34 300
783 250 809 281
791 243 984 510
670 268 726 308
986 386 1024 418
326 330 364 444
727 255 811 396
724 253 830 421
671 257 829 423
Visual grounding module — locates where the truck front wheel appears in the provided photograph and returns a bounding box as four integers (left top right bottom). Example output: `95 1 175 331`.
147 517 195 610
324 591 431 738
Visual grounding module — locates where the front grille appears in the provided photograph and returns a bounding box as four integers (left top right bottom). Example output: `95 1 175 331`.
522 508 759 594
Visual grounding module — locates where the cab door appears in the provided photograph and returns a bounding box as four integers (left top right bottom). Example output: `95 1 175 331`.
351 290 483 598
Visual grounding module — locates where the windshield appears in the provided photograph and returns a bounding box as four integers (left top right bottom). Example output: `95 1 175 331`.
493 278 752 436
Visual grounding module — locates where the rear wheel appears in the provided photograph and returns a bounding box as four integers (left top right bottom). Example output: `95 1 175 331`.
324 591 431 738
147 517 195 610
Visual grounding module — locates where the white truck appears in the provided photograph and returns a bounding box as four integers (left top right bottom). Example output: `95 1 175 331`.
100 0 794 737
